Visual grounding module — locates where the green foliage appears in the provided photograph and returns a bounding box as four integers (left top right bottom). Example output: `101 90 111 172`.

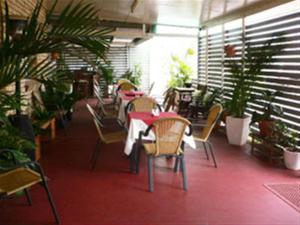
224 37 284 118
0 0 112 167
32 105 55 131
251 90 283 124
0 93 21 125
268 120 299 152
41 85 82 113
169 48 194 88
0 124 34 151
193 87 222 108
122 64 142 86
0 0 112 92
202 88 222 108
97 60 114 85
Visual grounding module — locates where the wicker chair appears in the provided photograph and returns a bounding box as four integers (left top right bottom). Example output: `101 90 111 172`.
94 83 115 107
117 82 137 92
137 117 192 192
117 78 130 86
0 149 60 224
193 104 223 168
125 96 162 115
86 103 127 170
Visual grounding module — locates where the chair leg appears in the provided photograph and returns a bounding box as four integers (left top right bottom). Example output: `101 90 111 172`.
207 142 217 168
180 156 188 191
202 142 209 160
91 141 101 170
36 164 60 224
147 155 154 192
58 111 67 136
136 144 142 174
173 157 179 173
90 139 100 164
130 150 135 173
24 189 32 206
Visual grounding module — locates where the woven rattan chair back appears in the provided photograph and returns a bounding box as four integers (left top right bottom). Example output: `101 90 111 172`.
199 104 223 141
117 78 130 86
152 117 190 156
131 97 159 113
86 103 106 142
118 82 137 91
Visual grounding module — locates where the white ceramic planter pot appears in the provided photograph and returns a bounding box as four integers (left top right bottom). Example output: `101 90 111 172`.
283 148 300 170
226 116 251 146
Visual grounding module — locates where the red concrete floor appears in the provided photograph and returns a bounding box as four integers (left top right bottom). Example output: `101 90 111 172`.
0 99 299 225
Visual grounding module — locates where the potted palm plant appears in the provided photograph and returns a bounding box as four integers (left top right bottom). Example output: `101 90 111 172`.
224 37 284 146
0 0 112 163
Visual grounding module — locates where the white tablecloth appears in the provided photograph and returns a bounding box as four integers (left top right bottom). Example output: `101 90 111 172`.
118 98 130 124
124 119 196 155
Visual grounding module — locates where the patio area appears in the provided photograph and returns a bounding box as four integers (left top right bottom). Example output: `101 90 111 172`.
0 99 299 225
0 0 300 225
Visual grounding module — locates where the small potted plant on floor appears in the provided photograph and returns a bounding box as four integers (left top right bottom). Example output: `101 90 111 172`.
283 136 300 170
251 90 283 137
271 121 300 170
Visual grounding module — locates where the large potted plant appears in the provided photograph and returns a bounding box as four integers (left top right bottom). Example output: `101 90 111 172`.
251 90 283 137
224 37 284 146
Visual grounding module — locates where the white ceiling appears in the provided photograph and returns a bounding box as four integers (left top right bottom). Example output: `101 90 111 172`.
46 0 291 27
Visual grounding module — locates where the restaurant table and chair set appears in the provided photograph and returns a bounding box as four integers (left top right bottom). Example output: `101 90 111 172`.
88 79 223 192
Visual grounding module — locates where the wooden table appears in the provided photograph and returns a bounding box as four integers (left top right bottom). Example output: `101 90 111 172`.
34 118 56 161
174 87 195 114
40 118 56 140
251 132 283 165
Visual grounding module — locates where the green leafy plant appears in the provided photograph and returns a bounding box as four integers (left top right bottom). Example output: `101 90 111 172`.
122 64 142 86
251 90 283 124
0 124 35 169
97 60 115 85
202 88 222 108
224 37 284 118
268 120 299 152
169 48 195 88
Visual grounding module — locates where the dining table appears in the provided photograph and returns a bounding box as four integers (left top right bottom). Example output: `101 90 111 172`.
124 112 196 156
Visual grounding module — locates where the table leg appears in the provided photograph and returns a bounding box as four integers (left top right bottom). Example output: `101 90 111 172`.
50 118 56 140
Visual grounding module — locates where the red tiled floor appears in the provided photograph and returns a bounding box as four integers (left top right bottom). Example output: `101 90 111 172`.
0 99 299 225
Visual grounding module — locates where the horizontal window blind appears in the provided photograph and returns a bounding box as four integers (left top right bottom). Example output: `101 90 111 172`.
199 10 300 133
61 46 128 78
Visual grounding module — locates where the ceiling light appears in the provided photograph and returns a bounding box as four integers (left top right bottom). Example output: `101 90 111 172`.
131 0 140 13
113 38 133 43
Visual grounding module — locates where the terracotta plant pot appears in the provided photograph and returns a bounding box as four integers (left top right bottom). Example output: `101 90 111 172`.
221 111 229 124
258 120 275 137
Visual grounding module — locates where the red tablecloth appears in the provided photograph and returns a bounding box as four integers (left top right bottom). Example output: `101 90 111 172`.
121 95 138 101
118 90 144 97
128 112 178 126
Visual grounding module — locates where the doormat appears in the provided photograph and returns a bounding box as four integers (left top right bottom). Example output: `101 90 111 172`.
264 183 300 212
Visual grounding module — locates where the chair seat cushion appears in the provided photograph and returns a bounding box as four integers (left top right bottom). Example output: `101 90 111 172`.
104 130 127 144
0 168 41 196
143 143 183 155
